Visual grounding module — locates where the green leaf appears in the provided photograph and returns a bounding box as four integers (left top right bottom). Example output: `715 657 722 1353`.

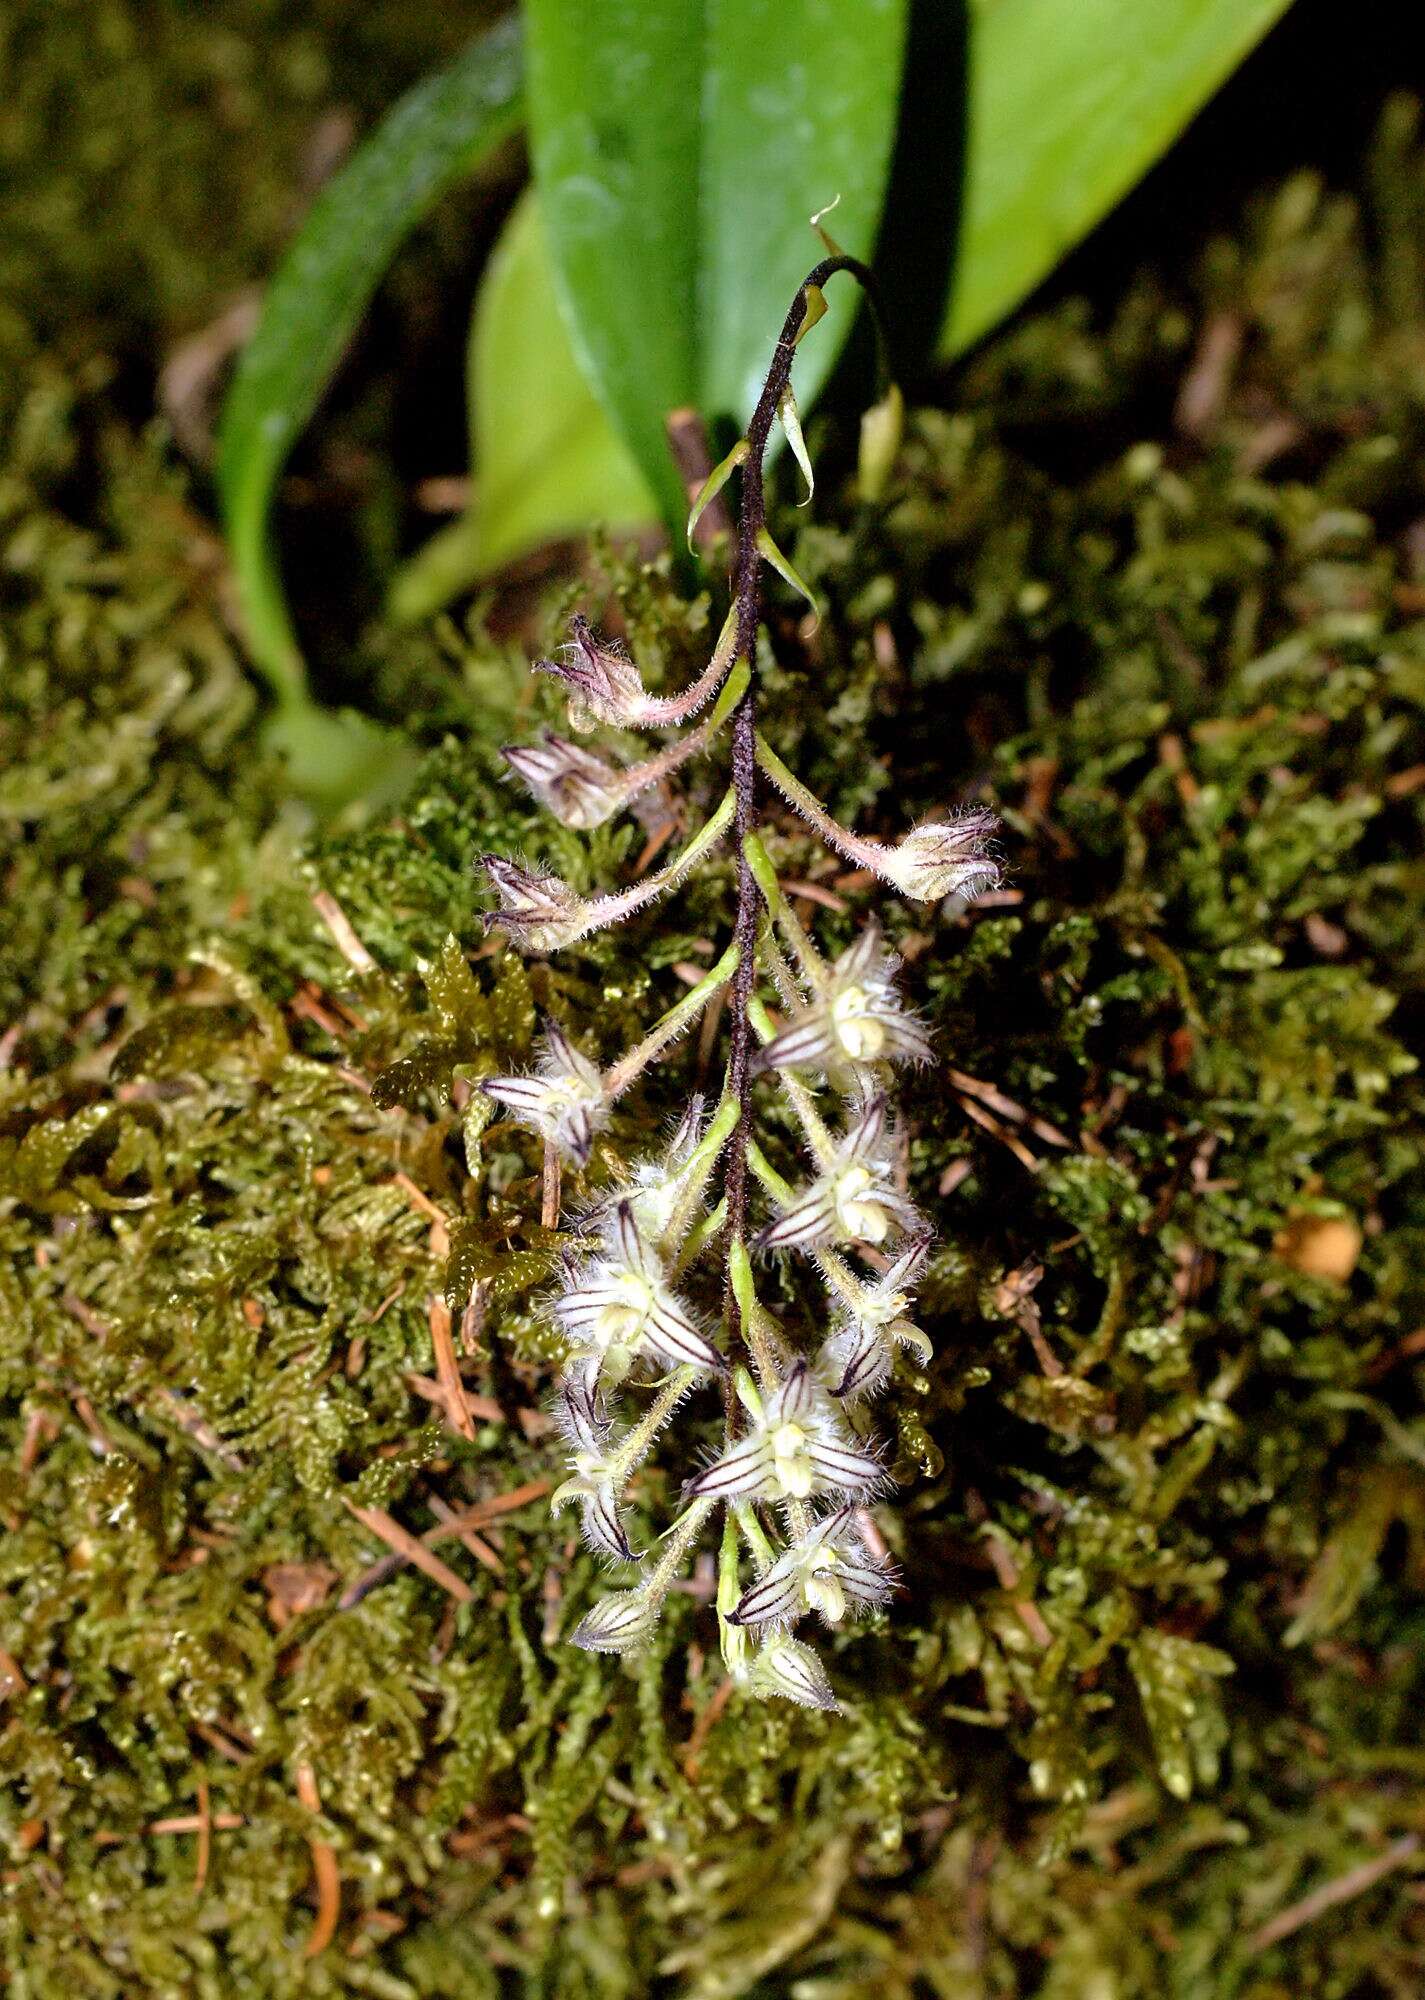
755 526 819 626
943 0 1297 355
215 17 524 703
685 436 748 551
523 0 909 526
387 189 655 625
110 1004 255 1083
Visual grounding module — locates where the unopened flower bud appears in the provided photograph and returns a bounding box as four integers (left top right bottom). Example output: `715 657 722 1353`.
535 615 648 730
878 810 1001 905
569 1583 659 1655
747 1633 840 1712
480 855 586 953
501 732 626 830
550 1378 637 1562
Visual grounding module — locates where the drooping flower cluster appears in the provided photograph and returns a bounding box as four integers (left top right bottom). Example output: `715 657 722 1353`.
478 252 1001 1713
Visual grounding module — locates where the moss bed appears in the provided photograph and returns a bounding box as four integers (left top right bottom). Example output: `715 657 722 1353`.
2 8 1424 1995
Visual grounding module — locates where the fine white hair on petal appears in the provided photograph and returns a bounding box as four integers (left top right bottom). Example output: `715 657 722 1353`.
827 1321 893 1399
480 853 589 952
552 1201 725 1384
501 730 627 830
685 1433 771 1501
534 615 650 729
581 1486 637 1564
728 1562 803 1629
756 919 935 1076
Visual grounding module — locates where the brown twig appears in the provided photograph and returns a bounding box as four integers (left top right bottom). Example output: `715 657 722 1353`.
427 1298 476 1442
295 1762 342 1959
311 891 376 974
633 818 678 877
427 1494 504 1577
289 985 350 1040
391 1173 451 1258
948 1068 1071 1150
405 1373 504 1428
434 1479 551 1534
782 878 848 912
956 1092 1041 1174
146 1809 243 1837
191 1719 251 1764
980 1526 1053 1649
193 1775 212 1893
338 1482 550 1607
341 1502 474 1605
682 1675 735 1781
150 1388 245 1471
1246 1834 1421 1952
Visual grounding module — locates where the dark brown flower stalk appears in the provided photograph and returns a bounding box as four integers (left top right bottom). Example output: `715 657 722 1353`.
482 254 1002 1710
724 257 875 1285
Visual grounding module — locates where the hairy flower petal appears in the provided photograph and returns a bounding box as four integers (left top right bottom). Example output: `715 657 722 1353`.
757 921 934 1075
686 1435 773 1500
480 855 588 952
690 1363 886 1507
803 1435 882 1492
535 615 649 729
553 1201 723 1384
757 1093 921 1253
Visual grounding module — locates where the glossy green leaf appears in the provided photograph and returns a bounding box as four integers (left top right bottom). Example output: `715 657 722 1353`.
523 0 908 527
943 0 1297 355
387 189 655 626
215 17 524 704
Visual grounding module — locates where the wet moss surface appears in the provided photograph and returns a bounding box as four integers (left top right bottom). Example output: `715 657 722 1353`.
2 7 1424 1994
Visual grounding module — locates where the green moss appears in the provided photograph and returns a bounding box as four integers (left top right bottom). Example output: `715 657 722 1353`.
3 24 1425 1994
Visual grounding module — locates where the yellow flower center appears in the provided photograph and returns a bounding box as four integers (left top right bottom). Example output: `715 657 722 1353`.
832 985 885 1060
596 1272 654 1344
834 1164 889 1243
771 1421 814 1499
806 1554 847 1625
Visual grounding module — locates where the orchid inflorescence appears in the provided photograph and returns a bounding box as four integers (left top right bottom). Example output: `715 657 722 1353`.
481 251 1001 1714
